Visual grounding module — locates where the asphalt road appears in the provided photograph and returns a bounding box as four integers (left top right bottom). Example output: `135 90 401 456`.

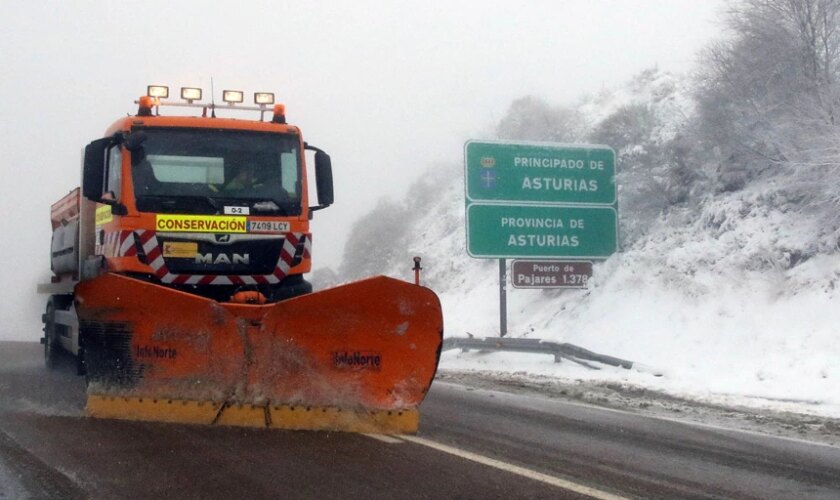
1 341 839 499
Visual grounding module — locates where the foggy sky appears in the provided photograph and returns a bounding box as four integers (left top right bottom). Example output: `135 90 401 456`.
0 0 722 340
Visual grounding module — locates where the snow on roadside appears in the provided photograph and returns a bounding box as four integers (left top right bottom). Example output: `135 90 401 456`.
431 192 840 418
438 266 840 418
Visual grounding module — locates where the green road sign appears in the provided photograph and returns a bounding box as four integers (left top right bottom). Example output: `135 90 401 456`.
466 204 617 259
465 140 616 205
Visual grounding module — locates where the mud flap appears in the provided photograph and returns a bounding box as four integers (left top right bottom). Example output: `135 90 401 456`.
75 273 443 433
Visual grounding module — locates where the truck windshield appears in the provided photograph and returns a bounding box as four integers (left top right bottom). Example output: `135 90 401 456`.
131 127 301 215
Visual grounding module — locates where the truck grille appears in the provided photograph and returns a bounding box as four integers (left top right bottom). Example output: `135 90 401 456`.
157 234 283 276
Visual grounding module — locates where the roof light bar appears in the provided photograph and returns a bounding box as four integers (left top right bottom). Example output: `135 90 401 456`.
222 90 244 104
181 87 202 102
254 92 275 105
137 85 287 120
147 85 169 98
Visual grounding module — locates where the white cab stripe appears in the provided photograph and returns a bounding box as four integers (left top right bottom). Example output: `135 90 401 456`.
142 237 157 254
119 236 134 256
149 256 165 270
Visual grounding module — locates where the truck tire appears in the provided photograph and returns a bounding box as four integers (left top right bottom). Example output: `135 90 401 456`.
43 297 63 368
43 295 72 369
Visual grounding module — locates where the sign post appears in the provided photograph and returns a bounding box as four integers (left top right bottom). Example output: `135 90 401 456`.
499 259 507 337
464 140 618 337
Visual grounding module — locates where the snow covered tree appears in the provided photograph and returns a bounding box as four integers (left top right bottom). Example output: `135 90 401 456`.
692 0 840 254
496 96 585 143
696 0 840 184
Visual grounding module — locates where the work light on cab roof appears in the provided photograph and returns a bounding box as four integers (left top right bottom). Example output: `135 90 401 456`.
180 87 202 103
222 90 244 104
254 92 275 105
146 85 169 98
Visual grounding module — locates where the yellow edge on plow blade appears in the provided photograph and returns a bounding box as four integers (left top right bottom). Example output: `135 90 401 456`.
87 395 419 433
76 273 442 434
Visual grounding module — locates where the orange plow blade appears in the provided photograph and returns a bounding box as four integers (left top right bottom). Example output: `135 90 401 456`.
75 274 443 433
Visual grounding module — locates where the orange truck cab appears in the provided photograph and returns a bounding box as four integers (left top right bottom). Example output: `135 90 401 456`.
82 92 333 304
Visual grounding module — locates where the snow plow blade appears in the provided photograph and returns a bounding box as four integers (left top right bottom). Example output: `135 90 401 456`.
75 273 443 433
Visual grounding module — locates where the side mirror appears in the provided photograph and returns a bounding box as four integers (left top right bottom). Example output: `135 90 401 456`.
314 151 334 208
82 137 111 201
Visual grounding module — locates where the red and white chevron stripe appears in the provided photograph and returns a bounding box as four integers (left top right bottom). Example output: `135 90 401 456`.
108 230 311 285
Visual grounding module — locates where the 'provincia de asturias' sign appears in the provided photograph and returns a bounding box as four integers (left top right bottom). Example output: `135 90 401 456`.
465 140 618 259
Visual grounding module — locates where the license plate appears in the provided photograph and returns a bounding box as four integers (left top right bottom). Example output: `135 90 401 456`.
247 221 290 233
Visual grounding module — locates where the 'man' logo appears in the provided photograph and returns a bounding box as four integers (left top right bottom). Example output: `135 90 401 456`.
195 253 250 265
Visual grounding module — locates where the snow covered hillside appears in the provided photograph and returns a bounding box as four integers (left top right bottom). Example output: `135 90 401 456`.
328 69 840 418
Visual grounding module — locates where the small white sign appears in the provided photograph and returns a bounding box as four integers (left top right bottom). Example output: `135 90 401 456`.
224 206 250 215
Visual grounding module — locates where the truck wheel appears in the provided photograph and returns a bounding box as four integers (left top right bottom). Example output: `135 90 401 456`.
43 298 60 369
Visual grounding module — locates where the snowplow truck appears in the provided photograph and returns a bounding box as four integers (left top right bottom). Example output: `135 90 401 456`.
38 86 443 433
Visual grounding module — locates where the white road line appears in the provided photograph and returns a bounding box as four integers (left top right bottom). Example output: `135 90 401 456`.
363 434 404 444
401 435 628 500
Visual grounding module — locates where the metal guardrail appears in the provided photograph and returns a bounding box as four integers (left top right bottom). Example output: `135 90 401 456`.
442 337 662 376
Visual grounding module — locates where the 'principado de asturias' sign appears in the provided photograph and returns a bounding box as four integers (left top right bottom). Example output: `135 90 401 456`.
465 141 615 205
465 140 618 260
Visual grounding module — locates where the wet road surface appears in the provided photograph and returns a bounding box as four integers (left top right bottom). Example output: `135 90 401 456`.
1 341 839 499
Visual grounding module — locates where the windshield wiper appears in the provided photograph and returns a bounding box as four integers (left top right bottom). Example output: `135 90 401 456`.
251 199 296 215
251 200 281 213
